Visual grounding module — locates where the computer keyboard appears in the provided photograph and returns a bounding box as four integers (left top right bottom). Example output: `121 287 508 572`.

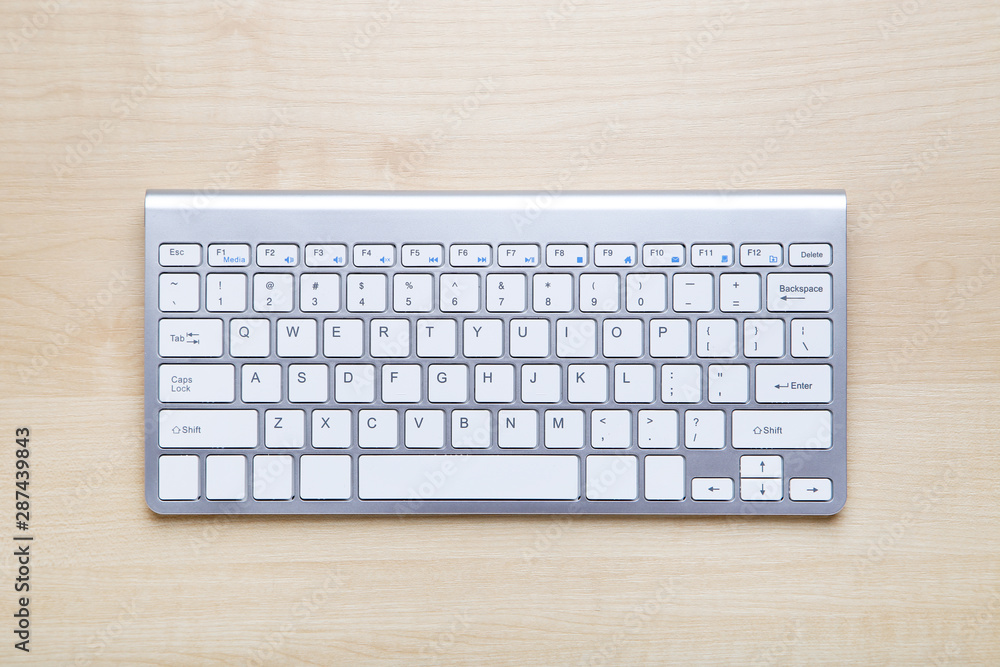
145 190 846 515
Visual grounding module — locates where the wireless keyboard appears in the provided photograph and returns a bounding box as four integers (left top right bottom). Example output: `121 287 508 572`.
145 190 846 515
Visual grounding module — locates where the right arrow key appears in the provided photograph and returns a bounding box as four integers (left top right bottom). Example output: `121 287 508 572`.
789 478 834 501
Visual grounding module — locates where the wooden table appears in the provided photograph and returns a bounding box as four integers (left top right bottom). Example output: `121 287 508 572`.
2 1 998 663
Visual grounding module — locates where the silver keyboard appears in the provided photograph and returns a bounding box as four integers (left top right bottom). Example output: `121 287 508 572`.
145 190 846 515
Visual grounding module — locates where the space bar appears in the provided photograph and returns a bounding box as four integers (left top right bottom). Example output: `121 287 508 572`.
358 455 580 500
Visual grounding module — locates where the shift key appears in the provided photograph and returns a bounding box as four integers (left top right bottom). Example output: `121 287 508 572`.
159 410 257 448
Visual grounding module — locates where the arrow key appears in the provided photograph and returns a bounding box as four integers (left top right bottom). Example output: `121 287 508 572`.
789 477 833 501
740 477 783 501
692 477 734 501
739 455 782 478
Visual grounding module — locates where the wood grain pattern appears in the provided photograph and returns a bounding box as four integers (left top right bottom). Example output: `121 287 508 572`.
1 0 998 663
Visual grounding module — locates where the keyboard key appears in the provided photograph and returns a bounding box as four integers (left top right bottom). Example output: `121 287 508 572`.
692 477 734 501
300 274 341 312
206 274 247 312
649 320 690 358
638 410 678 448
731 410 832 449
252 455 293 499
603 319 643 358
789 243 832 267
707 364 749 403
533 274 573 312
158 364 235 403
755 364 832 403
358 455 579 500
719 274 760 313
586 455 637 500
544 410 584 448
592 410 631 448
416 319 457 358
158 455 199 500
404 409 445 448
740 244 782 267
264 409 305 448
452 410 491 447
354 244 395 267
557 319 596 358
791 319 833 358
696 319 737 358
510 319 549 358
159 409 257 448
766 273 832 312
358 409 398 448
206 455 246 500
625 273 666 312
743 319 784 358
253 273 294 312
159 319 223 357
486 273 526 312
159 243 201 267
300 455 352 500
594 244 637 267
304 244 347 267
334 364 376 403
208 244 250 267
546 244 588 267
450 244 491 267
790 478 834 501
323 319 364 357
241 364 281 403
740 478 782 501
276 319 317 357
440 274 480 312
312 410 351 448
288 364 329 403
346 274 387 312
257 244 298 267
498 244 539 267
393 274 433 312
369 319 410 358
643 244 684 267
401 244 444 267
159 273 199 312
673 274 713 312
684 410 724 449
567 364 607 403
521 365 561 403
580 274 619 312
475 364 515 403
230 319 270 358
427 364 468 403
614 364 655 403
740 455 782 478
661 364 702 403
497 410 538 449
691 244 734 267
644 456 685 500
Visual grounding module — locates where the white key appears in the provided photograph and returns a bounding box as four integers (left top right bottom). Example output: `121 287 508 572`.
720 274 761 313
253 274 294 312
643 244 684 267
648 320 690 358
744 319 784 358
697 319 737 358
334 364 376 403
755 365 832 403
546 244 588 267
230 318 269 358
510 319 549 358
252 455 293 500
740 243 782 267
288 364 328 403
159 273 199 312
486 273 526 312
789 243 832 267
594 244 637 267
498 244 539 267
158 410 257 448
208 244 250 267
732 410 832 449
790 478 834 501
638 410 678 449
498 410 538 449
265 410 305 448
625 273 666 312
346 274 387 312
159 364 234 403
206 455 246 500
206 274 247 312
382 364 421 403
567 364 608 403
740 455 783 478
591 410 631 448
557 319 597 358
427 364 468 403
544 410 585 448
241 364 281 403
369 319 410 358
158 456 199 500
359 409 398 448
358 455 579 500
707 364 749 403
521 364 562 403
684 410 725 449
791 319 833 358
644 456 685 500
740 478 783 501
450 244 492 267
766 273 832 312
312 410 352 448
324 319 364 357
533 274 573 312
692 478 734 501
404 410 445 449
452 410 491 448
614 364 655 403
691 244 734 267
603 319 643 358
673 274 713 312
393 274 433 312
586 456 637 500
580 274 619 312
354 244 395 267
475 364 515 403
160 244 201 267
159 319 223 357
257 244 298 267
276 319 317 357
304 244 347 267
463 319 502 357
401 244 444 267
440 274 480 312
299 455 352 500
417 319 457 358
661 365 702 403
300 274 341 312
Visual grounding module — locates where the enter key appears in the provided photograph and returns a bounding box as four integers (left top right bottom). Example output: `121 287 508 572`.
755 365 832 403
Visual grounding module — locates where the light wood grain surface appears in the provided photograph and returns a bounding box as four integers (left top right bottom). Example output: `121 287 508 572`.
1 0 999 664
